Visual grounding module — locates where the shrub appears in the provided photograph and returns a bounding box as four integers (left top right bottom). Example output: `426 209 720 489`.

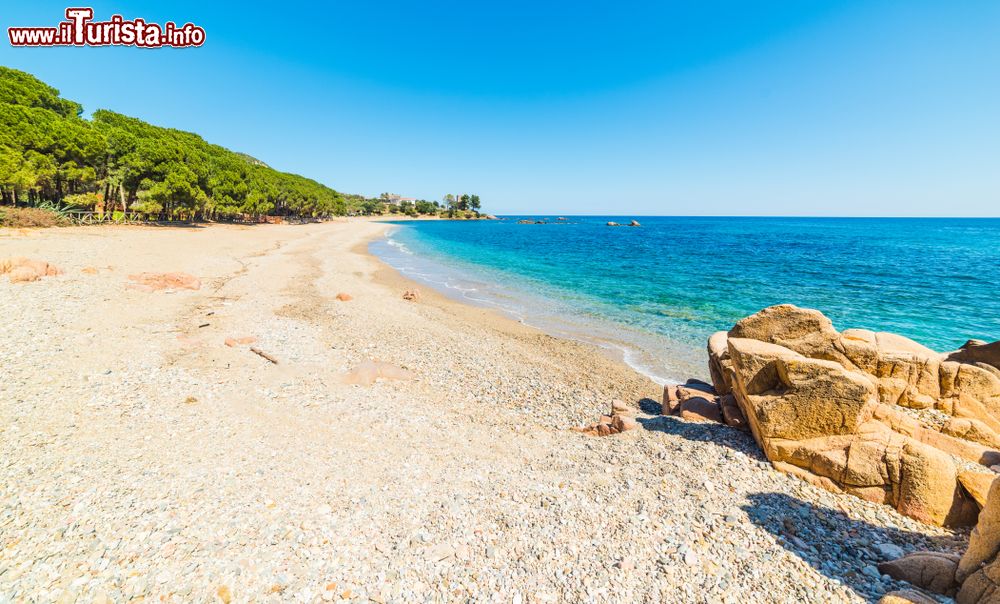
0 206 69 228
62 192 101 209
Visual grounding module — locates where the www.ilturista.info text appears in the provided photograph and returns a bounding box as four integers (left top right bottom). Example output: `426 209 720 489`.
8 8 205 48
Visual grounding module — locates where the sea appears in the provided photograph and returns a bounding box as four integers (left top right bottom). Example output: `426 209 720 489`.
369 217 1000 384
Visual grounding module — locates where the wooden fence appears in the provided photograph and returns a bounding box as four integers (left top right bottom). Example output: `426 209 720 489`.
65 211 153 225
63 211 329 226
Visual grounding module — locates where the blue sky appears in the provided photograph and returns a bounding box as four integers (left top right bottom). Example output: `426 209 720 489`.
1 1 997 216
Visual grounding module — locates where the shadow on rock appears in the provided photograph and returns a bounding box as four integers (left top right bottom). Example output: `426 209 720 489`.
742 491 967 602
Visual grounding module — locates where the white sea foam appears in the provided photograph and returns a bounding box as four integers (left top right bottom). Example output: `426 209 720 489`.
386 238 414 255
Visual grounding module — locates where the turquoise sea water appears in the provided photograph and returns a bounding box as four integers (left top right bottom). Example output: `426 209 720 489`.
370 217 1000 383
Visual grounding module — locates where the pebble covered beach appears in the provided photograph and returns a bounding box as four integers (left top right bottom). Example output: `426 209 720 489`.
0 221 966 603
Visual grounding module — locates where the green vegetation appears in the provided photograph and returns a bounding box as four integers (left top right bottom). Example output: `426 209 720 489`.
0 67 351 220
442 193 483 218
0 67 487 222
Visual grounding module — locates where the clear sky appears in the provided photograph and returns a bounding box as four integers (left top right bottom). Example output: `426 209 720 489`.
1 1 997 216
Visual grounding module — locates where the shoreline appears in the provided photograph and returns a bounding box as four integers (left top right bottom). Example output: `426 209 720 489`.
353 220 662 399
365 221 696 386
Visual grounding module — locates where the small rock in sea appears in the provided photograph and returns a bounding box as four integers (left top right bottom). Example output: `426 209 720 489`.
629 220 641 226
606 221 619 226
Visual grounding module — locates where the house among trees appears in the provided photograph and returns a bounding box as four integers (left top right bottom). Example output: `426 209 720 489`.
379 193 417 207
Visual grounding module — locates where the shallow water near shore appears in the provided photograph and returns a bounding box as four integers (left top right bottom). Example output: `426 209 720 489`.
371 216 1000 383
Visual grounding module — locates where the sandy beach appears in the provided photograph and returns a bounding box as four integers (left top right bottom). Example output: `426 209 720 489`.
0 221 964 603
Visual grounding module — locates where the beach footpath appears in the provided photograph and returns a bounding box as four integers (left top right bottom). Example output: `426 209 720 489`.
0 221 964 603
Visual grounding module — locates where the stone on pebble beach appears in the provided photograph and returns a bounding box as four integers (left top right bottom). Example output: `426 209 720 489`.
679 396 722 423
878 590 939 604
0 257 62 283
126 271 201 292
878 552 960 594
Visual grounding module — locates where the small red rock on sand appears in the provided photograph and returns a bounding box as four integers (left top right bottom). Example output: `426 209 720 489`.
224 336 257 347
127 272 201 292
335 292 353 301
342 360 415 386
574 400 640 436
81 266 99 275
402 289 421 301
0 257 63 283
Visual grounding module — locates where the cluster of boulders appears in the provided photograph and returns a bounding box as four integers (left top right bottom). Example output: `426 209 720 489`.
573 400 640 436
662 380 750 431
605 220 641 227
699 304 1000 528
0 257 62 283
677 304 1000 602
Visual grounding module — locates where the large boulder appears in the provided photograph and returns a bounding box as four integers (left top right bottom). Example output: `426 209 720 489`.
717 305 1000 527
707 330 733 395
949 341 1000 372
959 471 996 509
879 590 940 604
878 551 960 595
959 480 1000 583
956 480 1000 603
726 337 876 445
728 304 848 365
945 418 1000 449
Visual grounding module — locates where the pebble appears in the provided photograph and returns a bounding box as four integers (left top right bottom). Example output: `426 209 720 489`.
874 543 905 560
